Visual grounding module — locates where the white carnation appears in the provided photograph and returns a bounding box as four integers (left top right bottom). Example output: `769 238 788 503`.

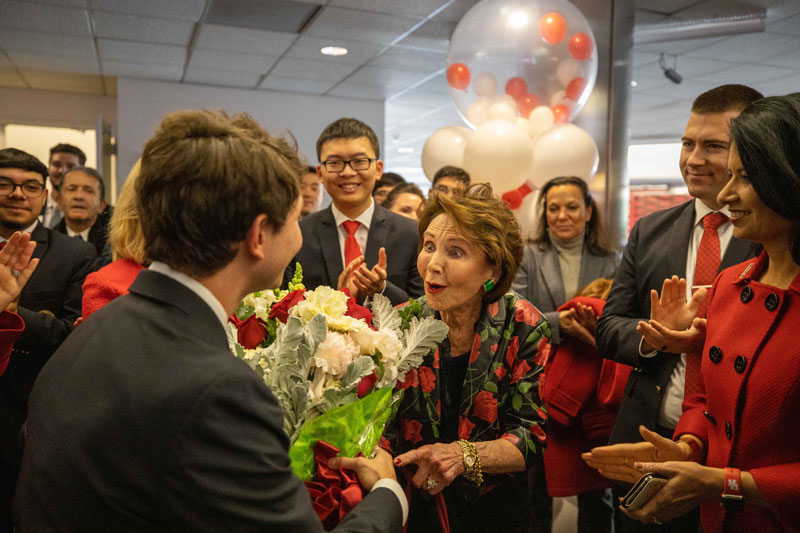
312 331 359 379
293 286 349 324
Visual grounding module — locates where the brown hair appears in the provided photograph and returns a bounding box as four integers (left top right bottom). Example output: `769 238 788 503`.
532 176 612 255
384 182 424 210
109 159 146 264
575 278 613 300
316 117 380 161
136 109 302 278
691 84 763 114
432 165 471 187
418 183 523 303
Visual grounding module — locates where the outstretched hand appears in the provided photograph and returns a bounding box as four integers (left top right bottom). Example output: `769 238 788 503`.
640 276 707 353
327 447 397 491
0 232 39 311
637 317 707 354
393 442 464 495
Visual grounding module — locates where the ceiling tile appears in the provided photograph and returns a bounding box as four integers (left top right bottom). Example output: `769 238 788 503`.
397 20 454 52
98 39 187 65
269 56 359 83
433 0 480 23
20 70 105 93
692 63 797 87
89 0 206 21
0 29 96 57
101 60 183 80
634 9 669 23
765 0 800 23
760 50 800 70
635 0 702 16
193 24 296 56
91 11 194 45
344 66 432 91
0 67 28 88
328 82 387 100
286 35 383 64
684 32 800 63
184 66 260 88
632 50 659 69
329 0 445 19
306 6 420 45
0 1 91 36
31 0 88 6
370 46 446 72
189 48 279 73
768 13 800 36
5 51 100 75
259 75 335 94
635 36 728 55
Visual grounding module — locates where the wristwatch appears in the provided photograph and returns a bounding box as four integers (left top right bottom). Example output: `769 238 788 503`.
721 467 744 511
456 439 483 486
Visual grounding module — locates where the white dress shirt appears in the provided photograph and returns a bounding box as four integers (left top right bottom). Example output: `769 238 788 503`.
641 199 733 428
40 194 63 228
0 220 39 243
66 226 91 242
330 200 374 268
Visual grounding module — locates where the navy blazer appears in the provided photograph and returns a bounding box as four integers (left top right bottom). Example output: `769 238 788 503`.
596 200 759 446
15 270 403 532
286 204 423 306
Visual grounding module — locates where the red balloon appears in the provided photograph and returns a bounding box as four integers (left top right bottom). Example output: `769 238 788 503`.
568 33 594 60
552 104 570 123
446 63 470 90
505 77 528 99
566 77 587 101
516 93 540 118
539 12 566 45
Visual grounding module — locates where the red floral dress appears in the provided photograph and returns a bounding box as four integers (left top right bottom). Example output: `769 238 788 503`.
383 291 550 531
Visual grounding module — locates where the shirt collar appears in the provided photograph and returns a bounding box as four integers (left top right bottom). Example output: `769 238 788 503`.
330 199 374 230
148 261 229 328
66 225 90 241
693 198 731 226
0 220 40 243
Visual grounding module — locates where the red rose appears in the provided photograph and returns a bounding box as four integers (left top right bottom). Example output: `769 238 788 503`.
487 301 499 317
345 297 374 328
236 315 268 349
505 336 519 367
514 300 541 326
510 359 531 384
418 366 436 394
473 390 498 423
458 417 475 440
534 337 552 366
501 433 519 445
469 333 481 364
494 366 507 381
357 372 377 398
398 369 419 390
268 289 306 323
529 423 546 443
402 419 423 444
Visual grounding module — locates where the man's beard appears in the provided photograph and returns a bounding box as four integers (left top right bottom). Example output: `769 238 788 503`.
0 219 30 231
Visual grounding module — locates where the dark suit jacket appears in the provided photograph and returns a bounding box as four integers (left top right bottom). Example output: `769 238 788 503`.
596 200 759 446
53 208 111 265
14 270 402 532
285 204 423 306
0 223 96 479
512 240 619 344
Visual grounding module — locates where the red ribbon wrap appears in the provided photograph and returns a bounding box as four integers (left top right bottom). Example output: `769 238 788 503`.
304 441 365 530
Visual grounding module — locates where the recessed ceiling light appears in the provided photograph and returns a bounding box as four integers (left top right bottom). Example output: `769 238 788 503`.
397 147 415 154
321 46 348 56
630 80 638 87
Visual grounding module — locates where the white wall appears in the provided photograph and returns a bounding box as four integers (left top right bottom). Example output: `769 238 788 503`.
0 87 116 130
4 125 97 169
117 78 384 186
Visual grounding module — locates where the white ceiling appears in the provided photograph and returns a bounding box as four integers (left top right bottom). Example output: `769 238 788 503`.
1 0 799 186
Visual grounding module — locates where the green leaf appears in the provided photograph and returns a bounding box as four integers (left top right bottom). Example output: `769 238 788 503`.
527 438 537 452
512 394 523 411
517 382 532 394
397 299 424 331
371 294 402 333
483 381 498 393
492 362 502 370
525 330 542 344
503 328 512 340
395 317 449 377
479 328 489 341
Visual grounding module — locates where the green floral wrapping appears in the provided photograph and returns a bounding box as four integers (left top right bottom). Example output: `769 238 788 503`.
288 387 402 480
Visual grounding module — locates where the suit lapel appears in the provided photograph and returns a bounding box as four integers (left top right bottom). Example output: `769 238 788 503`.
29 222 50 261
666 201 696 279
365 205 388 269
318 207 344 285
536 244 566 308
578 242 600 289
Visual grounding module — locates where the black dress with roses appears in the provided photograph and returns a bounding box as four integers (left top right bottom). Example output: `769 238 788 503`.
383 291 550 532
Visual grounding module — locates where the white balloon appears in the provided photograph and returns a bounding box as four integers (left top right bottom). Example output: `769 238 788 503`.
515 117 534 137
466 101 490 128
550 90 569 108
527 106 555 138
463 120 533 193
530 124 599 187
514 187 542 242
473 72 497 97
421 126 473 181
493 93 518 109
556 58 582 87
488 101 517 123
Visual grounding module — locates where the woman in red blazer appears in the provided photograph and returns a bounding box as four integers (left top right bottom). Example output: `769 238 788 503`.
0 231 40 376
584 95 800 532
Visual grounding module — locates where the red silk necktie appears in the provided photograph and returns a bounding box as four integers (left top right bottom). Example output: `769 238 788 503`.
342 220 362 268
685 212 728 397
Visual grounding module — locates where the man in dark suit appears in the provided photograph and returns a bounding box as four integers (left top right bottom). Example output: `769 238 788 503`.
53 166 111 264
0 148 96 532
14 110 406 531
286 118 423 306
41 143 85 228
593 85 763 531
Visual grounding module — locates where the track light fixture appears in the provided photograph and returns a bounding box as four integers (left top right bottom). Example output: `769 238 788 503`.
659 53 683 85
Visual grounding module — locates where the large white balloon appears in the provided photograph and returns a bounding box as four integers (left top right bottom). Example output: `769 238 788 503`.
493 93 518 109
514 187 542 242
473 72 497 97
488 101 517 123
527 106 555 138
463 120 533 193
530 123 599 187
465 96 492 128
421 126 473 181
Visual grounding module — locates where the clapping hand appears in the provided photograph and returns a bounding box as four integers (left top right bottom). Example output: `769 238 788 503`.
0 232 39 312
353 247 388 298
337 255 364 300
637 276 707 353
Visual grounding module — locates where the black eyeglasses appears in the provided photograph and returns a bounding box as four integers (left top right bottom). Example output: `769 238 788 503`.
320 158 377 173
0 177 45 198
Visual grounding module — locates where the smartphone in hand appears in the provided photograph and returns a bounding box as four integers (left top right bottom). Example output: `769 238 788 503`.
621 473 668 511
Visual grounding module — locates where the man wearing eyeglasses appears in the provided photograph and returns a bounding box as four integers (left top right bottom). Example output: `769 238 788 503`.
285 118 423 306
0 148 96 531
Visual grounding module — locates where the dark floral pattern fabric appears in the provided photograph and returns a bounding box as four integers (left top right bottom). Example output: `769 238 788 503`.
384 291 550 475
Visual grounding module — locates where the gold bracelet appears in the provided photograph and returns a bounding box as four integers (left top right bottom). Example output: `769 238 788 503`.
456 439 483 486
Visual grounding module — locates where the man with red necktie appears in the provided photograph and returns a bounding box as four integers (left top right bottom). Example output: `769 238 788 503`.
285 118 423 306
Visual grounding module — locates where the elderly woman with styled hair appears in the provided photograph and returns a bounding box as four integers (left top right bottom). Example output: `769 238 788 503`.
383 184 550 532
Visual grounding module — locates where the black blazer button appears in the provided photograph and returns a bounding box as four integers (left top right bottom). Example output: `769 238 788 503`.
703 410 717 425
765 293 780 311
740 286 754 303
725 421 733 440
709 345 723 364
734 355 747 374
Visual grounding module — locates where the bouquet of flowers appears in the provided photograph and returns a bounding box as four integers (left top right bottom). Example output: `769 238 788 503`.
228 266 448 487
